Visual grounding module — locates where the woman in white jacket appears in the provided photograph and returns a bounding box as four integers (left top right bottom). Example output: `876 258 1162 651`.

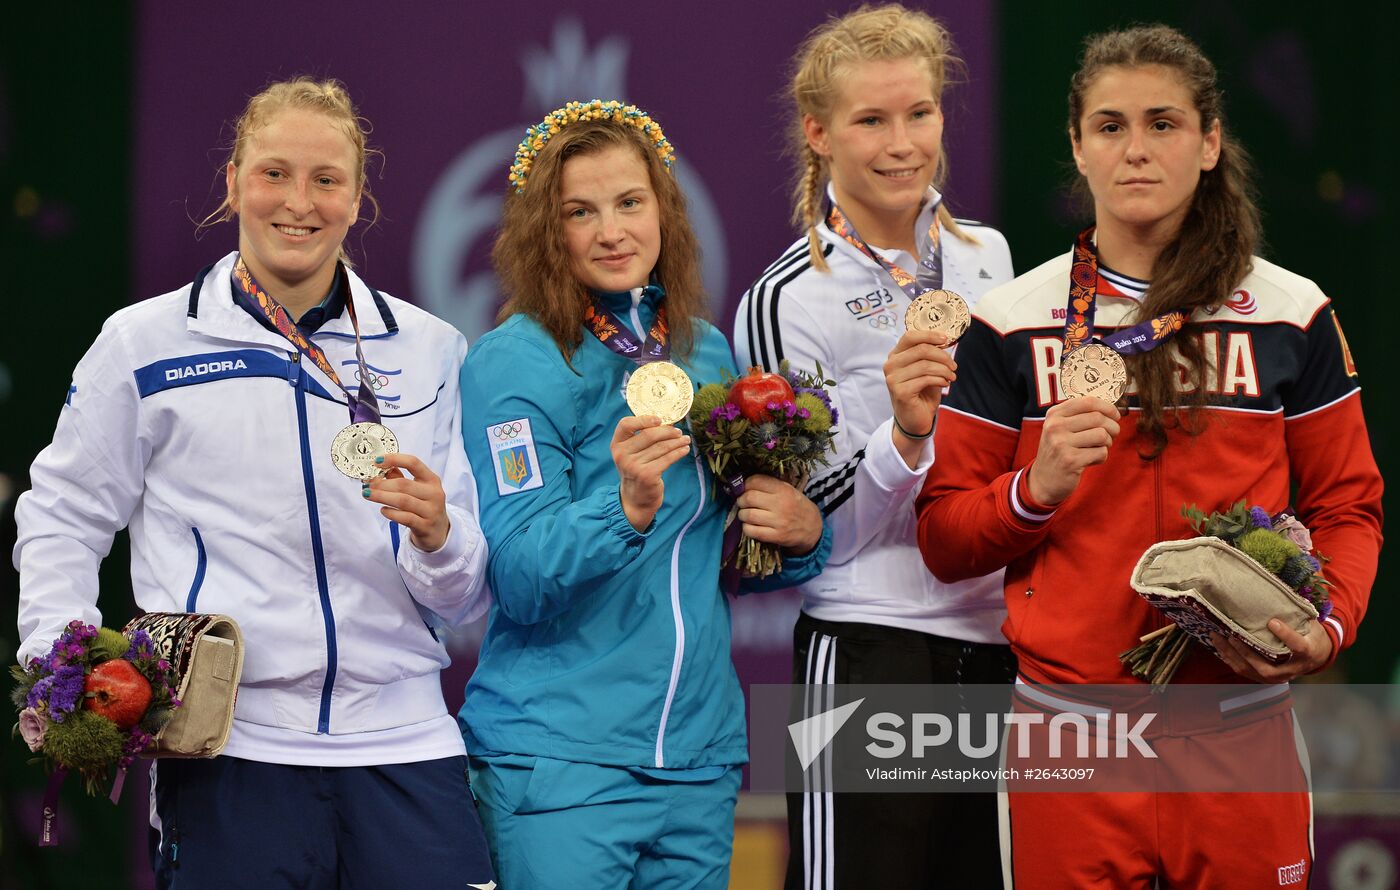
13 77 496 889
734 6 1015 888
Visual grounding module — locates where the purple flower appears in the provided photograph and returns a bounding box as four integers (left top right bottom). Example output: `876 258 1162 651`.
797 407 810 419
119 728 153 768
47 665 87 720
28 664 86 720
1304 555 1321 573
1248 507 1273 529
764 439 777 450
127 630 156 661
1316 600 1333 622
710 403 741 422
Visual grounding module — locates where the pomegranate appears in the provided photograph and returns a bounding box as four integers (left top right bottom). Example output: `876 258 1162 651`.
727 368 795 423
84 659 153 729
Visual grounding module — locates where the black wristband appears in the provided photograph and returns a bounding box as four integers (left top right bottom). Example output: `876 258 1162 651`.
893 415 933 441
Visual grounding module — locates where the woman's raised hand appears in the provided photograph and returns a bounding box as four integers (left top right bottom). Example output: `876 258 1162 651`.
611 416 693 532
883 328 957 466
1026 397 1121 506
365 452 450 552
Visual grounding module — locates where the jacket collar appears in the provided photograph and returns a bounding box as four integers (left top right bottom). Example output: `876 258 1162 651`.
186 251 398 346
592 282 665 316
819 182 943 266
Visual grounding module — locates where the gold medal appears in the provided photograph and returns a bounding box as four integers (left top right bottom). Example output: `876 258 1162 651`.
1059 343 1128 403
626 361 695 425
904 289 971 344
330 422 399 480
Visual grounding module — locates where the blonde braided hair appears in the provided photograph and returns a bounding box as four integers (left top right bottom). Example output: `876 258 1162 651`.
788 4 974 271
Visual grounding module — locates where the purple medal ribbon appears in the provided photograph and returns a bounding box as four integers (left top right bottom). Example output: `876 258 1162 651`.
718 477 747 596
583 287 671 365
39 767 66 846
826 195 945 299
1063 227 1186 356
231 258 382 425
109 766 127 804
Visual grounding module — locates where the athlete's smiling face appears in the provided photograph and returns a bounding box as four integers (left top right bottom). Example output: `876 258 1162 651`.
1072 64 1221 239
559 144 662 294
805 56 943 244
226 107 361 299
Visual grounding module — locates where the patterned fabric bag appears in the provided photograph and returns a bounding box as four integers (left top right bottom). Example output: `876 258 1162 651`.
1130 536 1318 664
121 613 244 757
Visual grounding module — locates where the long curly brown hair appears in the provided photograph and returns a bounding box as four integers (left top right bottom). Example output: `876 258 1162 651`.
1069 25 1261 456
492 118 708 364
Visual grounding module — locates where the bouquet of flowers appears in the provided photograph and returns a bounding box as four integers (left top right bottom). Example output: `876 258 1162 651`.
1121 501 1330 685
689 362 839 578
12 621 181 798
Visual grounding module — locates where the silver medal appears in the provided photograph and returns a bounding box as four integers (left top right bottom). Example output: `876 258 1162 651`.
330 422 399 480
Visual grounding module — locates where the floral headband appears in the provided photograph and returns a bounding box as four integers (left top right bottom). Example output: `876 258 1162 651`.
509 99 676 193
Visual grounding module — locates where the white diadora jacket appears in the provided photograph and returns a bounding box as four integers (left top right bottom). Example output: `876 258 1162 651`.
15 251 488 765
735 190 1014 642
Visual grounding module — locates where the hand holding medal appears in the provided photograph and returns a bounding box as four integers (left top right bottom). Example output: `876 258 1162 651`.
883 327 957 461
362 452 452 553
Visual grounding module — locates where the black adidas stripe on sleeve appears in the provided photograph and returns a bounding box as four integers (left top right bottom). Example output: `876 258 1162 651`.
744 242 833 372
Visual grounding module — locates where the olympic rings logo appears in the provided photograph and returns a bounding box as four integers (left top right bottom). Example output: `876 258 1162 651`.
493 422 524 439
354 368 391 391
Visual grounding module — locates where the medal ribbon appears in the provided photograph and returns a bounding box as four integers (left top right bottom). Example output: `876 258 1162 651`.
826 196 944 299
231 257 381 424
584 287 671 365
1064 227 1186 355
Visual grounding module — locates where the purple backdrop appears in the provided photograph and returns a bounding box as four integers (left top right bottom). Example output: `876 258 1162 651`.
133 0 999 695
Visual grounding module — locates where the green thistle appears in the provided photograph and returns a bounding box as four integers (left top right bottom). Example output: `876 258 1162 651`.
1237 528 1300 574
795 394 832 433
689 383 727 427
42 709 124 773
88 628 132 663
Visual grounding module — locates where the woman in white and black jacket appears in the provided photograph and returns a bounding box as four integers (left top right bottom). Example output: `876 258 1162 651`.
734 6 1015 888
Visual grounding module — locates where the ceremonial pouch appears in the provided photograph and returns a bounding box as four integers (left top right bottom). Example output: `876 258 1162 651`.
122 613 244 757
1130 536 1318 664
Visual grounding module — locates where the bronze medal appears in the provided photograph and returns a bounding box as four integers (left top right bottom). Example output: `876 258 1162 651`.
904 289 971 344
1059 343 1127 403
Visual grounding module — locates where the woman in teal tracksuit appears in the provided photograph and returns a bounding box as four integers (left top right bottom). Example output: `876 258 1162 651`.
458 101 832 888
